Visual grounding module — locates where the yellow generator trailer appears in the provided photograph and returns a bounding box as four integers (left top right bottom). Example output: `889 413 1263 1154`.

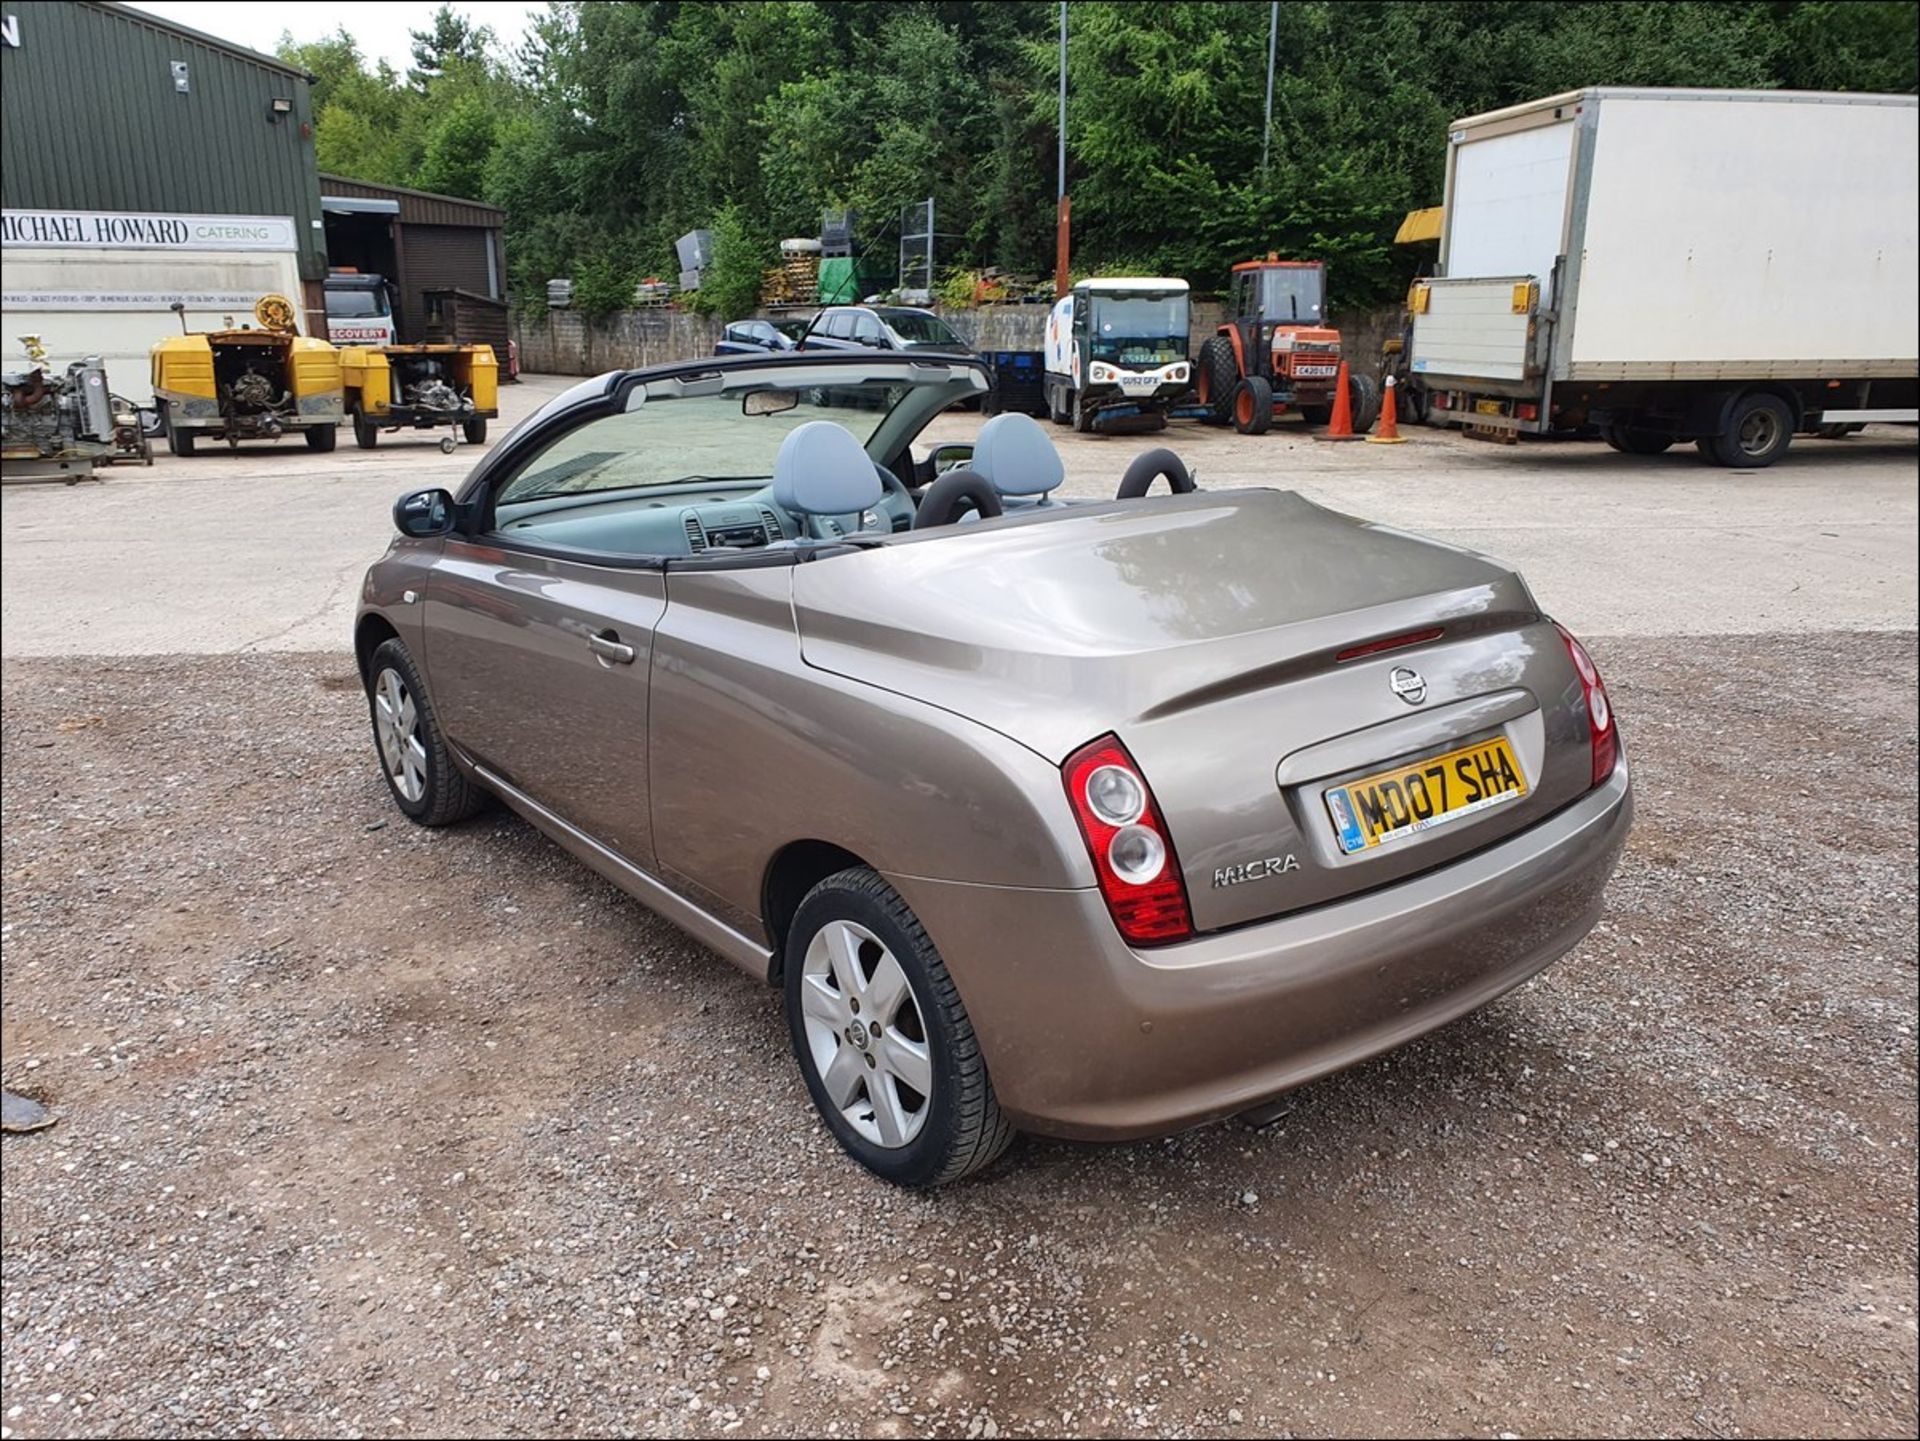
341 344 499 452
150 296 343 457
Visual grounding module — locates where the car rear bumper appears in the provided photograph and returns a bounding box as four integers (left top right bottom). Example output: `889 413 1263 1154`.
887 761 1632 1141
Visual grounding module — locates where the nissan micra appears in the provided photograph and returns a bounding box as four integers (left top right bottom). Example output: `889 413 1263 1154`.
356 352 1632 1186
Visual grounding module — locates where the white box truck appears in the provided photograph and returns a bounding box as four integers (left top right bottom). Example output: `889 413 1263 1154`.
1409 88 1918 466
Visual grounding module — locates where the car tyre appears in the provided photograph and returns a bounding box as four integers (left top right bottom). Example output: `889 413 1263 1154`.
352 407 380 449
365 638 487 826
462 416 488 445
1705 391 1794 468
1232 376 1273 435
784 867 1014 1188
305 425 337 453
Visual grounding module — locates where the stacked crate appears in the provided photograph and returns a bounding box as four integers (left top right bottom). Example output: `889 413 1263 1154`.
762 239 821 307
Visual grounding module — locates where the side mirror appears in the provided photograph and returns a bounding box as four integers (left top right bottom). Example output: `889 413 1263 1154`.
929 442 974 474
393 487 455 538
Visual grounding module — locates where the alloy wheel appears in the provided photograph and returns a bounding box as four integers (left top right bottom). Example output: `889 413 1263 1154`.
798 919 933 1148
1737 406 1782 457
373 666 427 803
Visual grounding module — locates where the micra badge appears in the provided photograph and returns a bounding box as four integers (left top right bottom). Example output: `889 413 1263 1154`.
1212 854 1299 888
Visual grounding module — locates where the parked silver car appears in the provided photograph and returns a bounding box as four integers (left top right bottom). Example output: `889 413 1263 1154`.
356 353 1631 1186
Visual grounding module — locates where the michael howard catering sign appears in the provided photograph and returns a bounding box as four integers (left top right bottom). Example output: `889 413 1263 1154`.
2 209 297 252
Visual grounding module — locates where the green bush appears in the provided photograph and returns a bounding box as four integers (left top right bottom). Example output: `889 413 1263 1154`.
681 205 772 319
571 253 638 319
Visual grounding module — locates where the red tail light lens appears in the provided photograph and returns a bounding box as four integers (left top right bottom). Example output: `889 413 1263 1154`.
1062 734 1193 946
1557 625 1617 787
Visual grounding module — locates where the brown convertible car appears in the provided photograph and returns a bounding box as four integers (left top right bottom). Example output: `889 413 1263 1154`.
356 353 1631 1186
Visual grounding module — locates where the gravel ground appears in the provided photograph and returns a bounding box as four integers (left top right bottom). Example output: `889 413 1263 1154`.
1 633 1916 1439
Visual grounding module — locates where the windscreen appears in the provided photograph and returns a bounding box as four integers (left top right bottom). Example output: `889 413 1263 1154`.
326 287 388 318
885 312 966 348
1088 293 1189 365
496 385 909 505
1259 269 1323 323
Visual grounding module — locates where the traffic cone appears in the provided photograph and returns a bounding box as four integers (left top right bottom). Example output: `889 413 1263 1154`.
1367 374 1409 444
1314 360 1364 442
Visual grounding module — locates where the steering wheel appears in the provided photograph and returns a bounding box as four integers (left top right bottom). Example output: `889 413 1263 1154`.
913 468 1004 530
794 463 915 540
1116 448 1196 499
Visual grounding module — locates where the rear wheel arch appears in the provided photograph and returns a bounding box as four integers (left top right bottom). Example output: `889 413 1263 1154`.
763 840 870 979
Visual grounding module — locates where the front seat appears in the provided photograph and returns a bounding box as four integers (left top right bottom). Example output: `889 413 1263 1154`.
771 420 885 539
970 412 1066 510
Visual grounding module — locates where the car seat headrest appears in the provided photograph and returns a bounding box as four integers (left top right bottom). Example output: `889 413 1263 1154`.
771 421 885 516
971 412 1066 497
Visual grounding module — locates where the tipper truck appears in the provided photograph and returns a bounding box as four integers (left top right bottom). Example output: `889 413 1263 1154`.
1410 88 1918 467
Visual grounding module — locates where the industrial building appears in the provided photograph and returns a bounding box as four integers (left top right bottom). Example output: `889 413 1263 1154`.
319 176 510 358
1 1 508 401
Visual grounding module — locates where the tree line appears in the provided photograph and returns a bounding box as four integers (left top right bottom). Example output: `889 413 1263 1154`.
283 0 1919 318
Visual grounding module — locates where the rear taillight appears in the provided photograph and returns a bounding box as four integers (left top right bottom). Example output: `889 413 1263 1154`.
1062 734 1192 946
1557 625 1617 787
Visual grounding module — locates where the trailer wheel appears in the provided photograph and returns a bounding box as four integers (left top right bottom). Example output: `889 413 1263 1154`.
462 416 488 445
352 407 380 450
1232 376 1273 435
1705 392 1794 468
166 415 196 458
1197 338 1237 425
305 425 337 453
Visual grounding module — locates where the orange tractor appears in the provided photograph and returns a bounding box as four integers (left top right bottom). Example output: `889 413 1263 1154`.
1195 256 1378 435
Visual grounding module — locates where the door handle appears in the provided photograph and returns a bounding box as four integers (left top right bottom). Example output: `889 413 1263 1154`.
587 630 635 665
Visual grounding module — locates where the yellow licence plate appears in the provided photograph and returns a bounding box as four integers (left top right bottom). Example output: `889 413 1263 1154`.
1324 737 1526 855
1475 398 1506 416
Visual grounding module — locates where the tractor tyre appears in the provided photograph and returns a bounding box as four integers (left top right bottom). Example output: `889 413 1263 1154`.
1232 376 1274 436
1197 338 1238 426
1347 372 1381 436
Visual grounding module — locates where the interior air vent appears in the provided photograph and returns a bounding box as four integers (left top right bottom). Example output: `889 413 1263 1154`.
683 515 707 551
757 506 784 541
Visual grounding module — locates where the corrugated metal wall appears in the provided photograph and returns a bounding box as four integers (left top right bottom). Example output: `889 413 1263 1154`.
319 175 504 232
0 1 325 279
399 226 495 339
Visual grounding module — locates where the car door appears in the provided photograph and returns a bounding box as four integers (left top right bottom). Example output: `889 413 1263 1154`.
852 311 890 351
422 397 667 869
805 311 852 353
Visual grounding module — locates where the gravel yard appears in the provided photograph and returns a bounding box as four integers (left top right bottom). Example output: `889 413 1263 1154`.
2 631 1914 1439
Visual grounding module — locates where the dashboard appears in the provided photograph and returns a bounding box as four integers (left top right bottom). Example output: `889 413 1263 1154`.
492 473 916 558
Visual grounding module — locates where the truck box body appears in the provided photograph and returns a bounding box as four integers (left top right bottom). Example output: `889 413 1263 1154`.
1410 88 1919 461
